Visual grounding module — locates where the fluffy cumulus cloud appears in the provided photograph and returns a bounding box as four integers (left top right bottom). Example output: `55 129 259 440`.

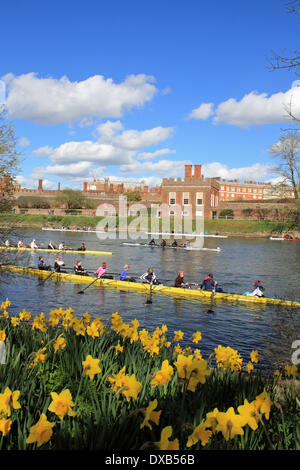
120 159 190 177
188 85 300 128
18 137 30 147
137 148 176 161
2 72 158 125
201 162 276 181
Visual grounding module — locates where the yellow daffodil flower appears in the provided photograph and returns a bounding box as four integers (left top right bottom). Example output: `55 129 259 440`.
26 413 55 447
53 334 66 353
82 355 101 380
140 399 161 430
0 330 5 342
215 407 247 441
159 426 179 450
187 420 212 447
253 389 272 420
151 360 174 388
0 387 21 417
237 399 259 431
284 364 298 379
192 331 202 344
0 417 12 436
48 390 76 420
173 330 184 342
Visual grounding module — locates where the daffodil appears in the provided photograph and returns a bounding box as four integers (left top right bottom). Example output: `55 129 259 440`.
0 417 12 436
253 389 272 421
187 420 212 447
114 341 123 355
0 330 6 341
245 361 254 374
10 316 20 327
205 408 219 432
26 413 55 447
285 364 298 379
48 390 76 420
151 360 174 388
53 334 66 353
86 321 100 338
192 331 202 344
237 399 259 431
214 345 243 371
108 366 142 402
215 407 247 441
82 355 101 380
274 370 282 380
0 299 11 310
159 426 179 450
173 330 184 342
250 350 259 363
140 399 161 430
0 387 21 417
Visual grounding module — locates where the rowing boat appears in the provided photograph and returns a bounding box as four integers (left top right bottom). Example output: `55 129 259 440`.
121 242 221 252
146 232 228 238
0 246 112 255
2 264 299 309
42 228 106 233
270 237 300 241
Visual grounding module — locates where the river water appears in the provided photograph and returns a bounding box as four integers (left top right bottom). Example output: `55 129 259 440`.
1 228 299 371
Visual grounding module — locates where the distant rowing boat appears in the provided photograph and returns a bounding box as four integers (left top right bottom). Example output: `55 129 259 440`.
0 246 112 255
1 264 299 309
269 237 300 241
146 232 228 238
42 228 106 234
121 242 221 252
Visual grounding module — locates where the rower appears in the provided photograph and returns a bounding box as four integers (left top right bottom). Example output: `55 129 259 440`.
48 241 56 249
4 240 10 247
243 286 265 297
96 262 107 278
17 240 25 248
149 238 156 246
200 274 223 292
77 243 86 251
120 264 135 282
30 239 38 249
58 242 66 250
54 255 65 272
38 256 51 271
171 240 178 247
174 271 189 288
74 261 88 276
140 268 159 285
161 239 166 247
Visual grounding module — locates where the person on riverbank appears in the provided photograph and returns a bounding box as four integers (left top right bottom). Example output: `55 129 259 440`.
140 268 159 285
200 274 223 292
174 271 189 288
38 256 51 270
74 261 88 275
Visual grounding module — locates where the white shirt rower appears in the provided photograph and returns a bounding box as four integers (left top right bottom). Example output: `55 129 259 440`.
4 240 10 247
30 239 38 249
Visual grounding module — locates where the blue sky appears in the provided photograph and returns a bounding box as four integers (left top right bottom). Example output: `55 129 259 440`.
1 0 299 189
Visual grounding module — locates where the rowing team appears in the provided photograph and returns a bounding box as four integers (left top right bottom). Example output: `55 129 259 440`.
37 257 265 297
149 239 187 247
4 240 87 251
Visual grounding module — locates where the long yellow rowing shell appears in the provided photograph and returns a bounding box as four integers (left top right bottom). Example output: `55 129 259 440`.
0 246 112 255
1 265 300 309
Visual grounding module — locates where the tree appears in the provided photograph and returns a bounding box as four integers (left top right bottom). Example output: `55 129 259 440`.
0 111 22 212
268 131 300 199
55 189 92 210
126 191 142 202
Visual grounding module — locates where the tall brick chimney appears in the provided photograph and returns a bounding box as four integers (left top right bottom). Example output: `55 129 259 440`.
83 181 88 192
38 179 43 191
57 182 61 191
194 165 202 178
184 165 192 179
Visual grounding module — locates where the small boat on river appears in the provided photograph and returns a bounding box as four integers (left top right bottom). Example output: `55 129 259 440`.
0 246 112 255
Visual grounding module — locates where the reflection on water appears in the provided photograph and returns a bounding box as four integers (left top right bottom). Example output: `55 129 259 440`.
1 228 300 370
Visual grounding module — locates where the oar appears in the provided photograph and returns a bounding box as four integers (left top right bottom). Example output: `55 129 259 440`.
77 277 99 294
145 281 153 305
38 270 56 286
207 286 216 314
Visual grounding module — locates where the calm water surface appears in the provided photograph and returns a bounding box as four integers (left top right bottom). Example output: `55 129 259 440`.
1 228 299 370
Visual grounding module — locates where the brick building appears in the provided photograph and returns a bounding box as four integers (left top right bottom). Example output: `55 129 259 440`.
160 164 219 219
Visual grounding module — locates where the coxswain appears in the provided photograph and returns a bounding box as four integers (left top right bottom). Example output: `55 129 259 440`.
30 239 38 249
140 268 159 285
77 243 86 251
149 238 156 246
171 240 178 247
38 256 51 271
54 255 65 272
200 274 223 292
48 241 56 250
96 262 107 278
17 240 25 248
74 261 88 275
174 271 189 288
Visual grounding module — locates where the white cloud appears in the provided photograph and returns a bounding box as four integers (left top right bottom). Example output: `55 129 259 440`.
31 161 96 179
188 102 214 120
120 159 190 176
2 72 158 125
213 86 300 128
137 148 176 161
18 137 30 147
201 162 276 181
33 145 54 156
16 174 57 190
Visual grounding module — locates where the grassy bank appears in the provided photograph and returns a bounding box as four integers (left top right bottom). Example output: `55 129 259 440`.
0 300 299 450
0 213 296 237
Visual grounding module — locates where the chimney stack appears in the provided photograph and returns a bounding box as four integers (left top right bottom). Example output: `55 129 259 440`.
57 182 61 191
193 165 202 178
38 179 43 192
83 181 88 192
184 164 192 180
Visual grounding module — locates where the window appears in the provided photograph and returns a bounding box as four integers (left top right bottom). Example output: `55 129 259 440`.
248 188 252 192
183 192 190 205
254 188 257 193
242 187 246 192
169 210 175 215
220 185 224 190
169 192 176 205
196 191 203 205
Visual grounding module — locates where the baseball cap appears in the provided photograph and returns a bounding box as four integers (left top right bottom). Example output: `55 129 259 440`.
102 262 107 266
124 264 130 269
